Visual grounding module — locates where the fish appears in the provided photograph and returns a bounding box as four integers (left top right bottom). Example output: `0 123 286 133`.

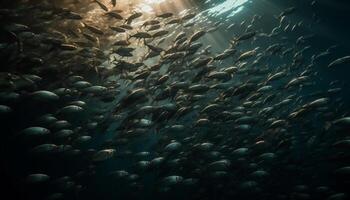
82 32 98 42
63 11 83 20
328 56 350 68
126 12 143 24
235 31 256 41
109 26 126 32
142 20 160 27
157 12 174 18
106 11 123 20
83 23 104 35
145 43 164 53
181 13 196 21
94 0 109 12
92 149 116 161
111 0 117 7
279 6 297 18
188 30 206 43
114 47 134 57
129 32 152 40
152 30 169 38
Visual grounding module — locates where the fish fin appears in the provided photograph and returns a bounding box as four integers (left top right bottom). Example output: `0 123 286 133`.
126 34 131 42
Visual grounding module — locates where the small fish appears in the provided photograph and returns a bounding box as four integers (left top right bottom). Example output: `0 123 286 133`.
106 11 123 20
278 6 296 18
126 12 142 24
111 0 116 7
165 18 180 26
142 20 160 27
94 0 109 12
181 13 196 20
235 31 256 41
157 12 173 18
64 11 83 20
152 30 169 38
109 26 126 32
145 43 163 53
328 55 350 68
130 32 152 39
189 30 206 43
82 32 98 42
120 24 133 30
83 23 104 35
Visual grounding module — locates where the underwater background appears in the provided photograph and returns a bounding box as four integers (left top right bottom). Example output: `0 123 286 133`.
1 0 350 200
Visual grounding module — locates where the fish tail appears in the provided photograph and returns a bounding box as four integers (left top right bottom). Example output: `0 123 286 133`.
126 34 131 42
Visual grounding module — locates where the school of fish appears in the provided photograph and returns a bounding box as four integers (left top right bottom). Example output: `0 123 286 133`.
1 0 350 200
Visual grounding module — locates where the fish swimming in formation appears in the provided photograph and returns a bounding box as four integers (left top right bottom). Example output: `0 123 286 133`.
1 1 350 200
